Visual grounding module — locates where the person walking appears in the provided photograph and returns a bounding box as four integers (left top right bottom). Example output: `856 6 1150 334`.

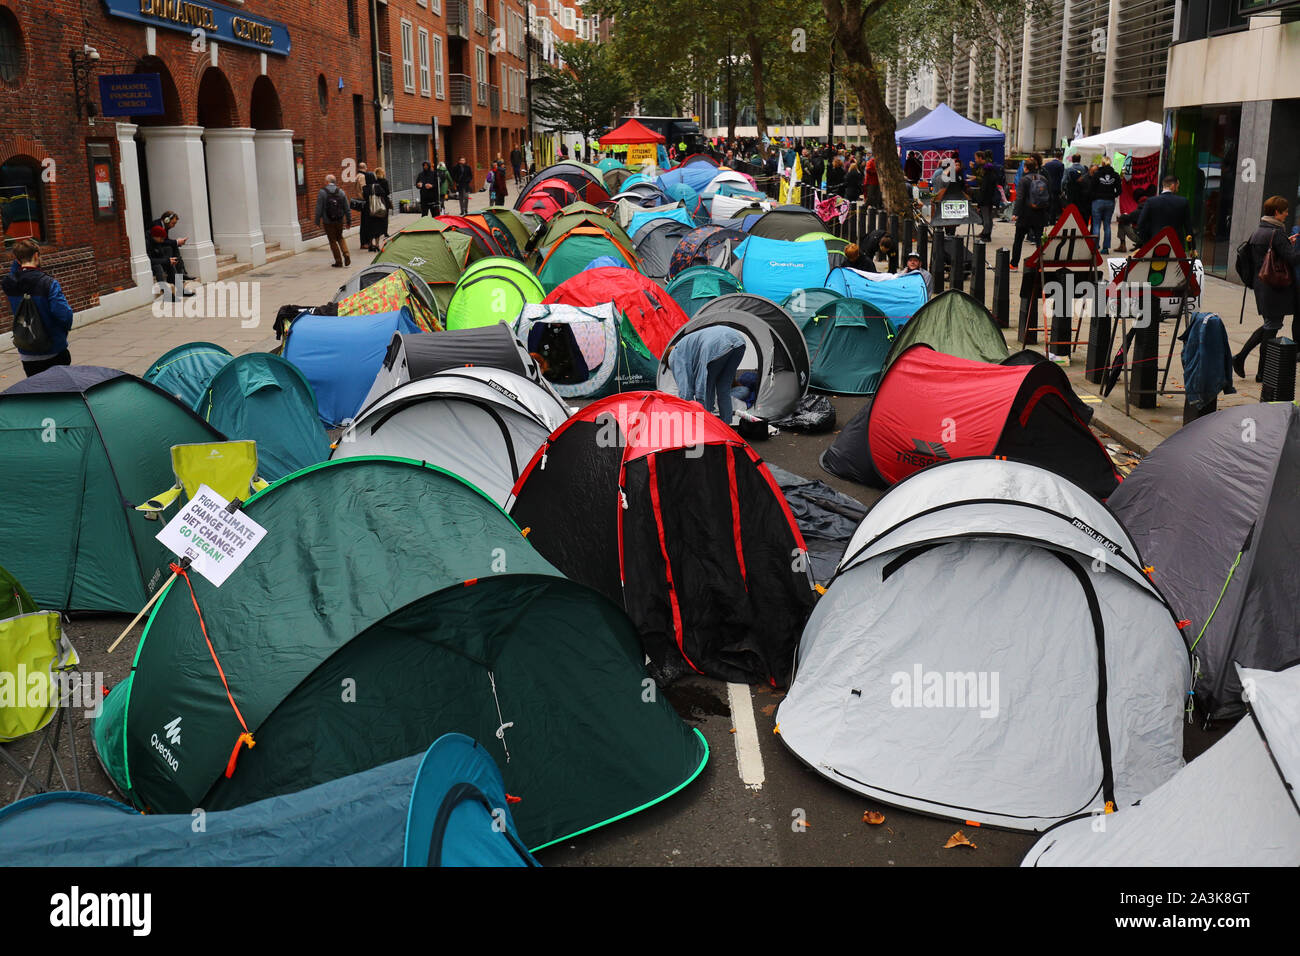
1137 175 1192 246
355 162 377 251
844 160 863 205
666 325 748 425
451 157 474 215
437 160 454 211
975 151 1001 242
314 173 353 268
362 167 392 249
3 239 75 377
864 154 882 207
1090 157 1122 253
826 156 846 196
1042 150 1066 223
1010 156 1050 270
510 144 524 186
1232 195 1300 381
492 160 509 206
415 161 441 217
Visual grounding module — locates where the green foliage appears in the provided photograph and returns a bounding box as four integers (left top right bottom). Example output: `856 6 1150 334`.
532 40 635 146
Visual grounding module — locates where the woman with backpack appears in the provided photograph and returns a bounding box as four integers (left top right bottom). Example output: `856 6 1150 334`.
1233 195 1300 381
1009 157 1050 269
360 167 393 250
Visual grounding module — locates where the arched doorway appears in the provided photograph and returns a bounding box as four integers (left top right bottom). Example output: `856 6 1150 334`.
132 57 183 230
197 67 238 129
250 75 283 130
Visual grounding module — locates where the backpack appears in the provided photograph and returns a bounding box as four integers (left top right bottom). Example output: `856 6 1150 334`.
11 293 52 354
1235 240 1255 288
1026 174 1050 211
324 189 347 223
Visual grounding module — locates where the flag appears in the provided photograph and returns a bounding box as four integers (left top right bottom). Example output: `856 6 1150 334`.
777 148 787 203
790 153 802 205
1073 113 1084 141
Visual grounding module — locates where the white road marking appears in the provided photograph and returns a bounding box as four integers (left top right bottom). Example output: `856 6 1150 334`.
727 682 765 790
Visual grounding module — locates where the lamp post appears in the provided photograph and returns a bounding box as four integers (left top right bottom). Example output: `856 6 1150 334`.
70 47 100 120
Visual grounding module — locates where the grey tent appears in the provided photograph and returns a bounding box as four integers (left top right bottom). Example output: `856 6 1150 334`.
747 206 826 241
1023 662 1300 866
896 106 932 132
634 218 696 281
361 325 556 411
335 367 569 505
656 293 810 420
1108 402 1300 720
777 458 1191 831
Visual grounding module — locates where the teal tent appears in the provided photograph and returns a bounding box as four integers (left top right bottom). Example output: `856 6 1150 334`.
143 342 233 409
781 288 843 334
664 266 742 319
199 353 331 481
91 457 706 850
805 298 897 394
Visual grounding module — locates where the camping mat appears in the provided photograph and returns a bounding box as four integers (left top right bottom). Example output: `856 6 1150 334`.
765 464 868 585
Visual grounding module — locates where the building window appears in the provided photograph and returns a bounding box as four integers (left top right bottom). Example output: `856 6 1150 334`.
346 0 359 36
476 45 487 104
317 74 329 112
418 0 427 7
401 20 415 93
563 6 574 29
418 28 431 96
431 0 440 13
0 7 23 86
433 35 445 98
0 157 46 244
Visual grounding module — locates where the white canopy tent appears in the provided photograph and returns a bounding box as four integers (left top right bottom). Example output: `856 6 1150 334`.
1068 120 1162 159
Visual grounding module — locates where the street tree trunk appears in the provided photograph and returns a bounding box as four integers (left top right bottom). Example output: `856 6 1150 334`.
746 34 769 142
725 41 737 142
822 0 909 214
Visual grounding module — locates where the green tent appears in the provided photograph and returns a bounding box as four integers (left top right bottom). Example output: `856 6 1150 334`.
796 231 850 255
883 288 1010 369
0 564 37 621
373 216 483 316
529 203 639 292
143 342 233 410
199 353 331 481
805 298 897 395
0 367 225 613
781 287 843 333
91 457 707 850
665 266 742 319
445 256 546 330
482 207 544 257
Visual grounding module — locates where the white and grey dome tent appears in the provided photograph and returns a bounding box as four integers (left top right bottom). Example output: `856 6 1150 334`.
1023 662 1300 866
332 367 569 506
777 458 1192 832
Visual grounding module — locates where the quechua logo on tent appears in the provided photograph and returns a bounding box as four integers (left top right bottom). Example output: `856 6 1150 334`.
151 717 182 773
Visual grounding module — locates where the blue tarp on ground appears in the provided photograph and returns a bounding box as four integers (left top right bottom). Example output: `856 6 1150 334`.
736 236 831 303
200 352 332 481
825 268 929 327
282 309 422 427
895 103 1006 169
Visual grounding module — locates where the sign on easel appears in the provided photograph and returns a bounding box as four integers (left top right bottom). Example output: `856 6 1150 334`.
1025 205 1102 270
155 485 266 588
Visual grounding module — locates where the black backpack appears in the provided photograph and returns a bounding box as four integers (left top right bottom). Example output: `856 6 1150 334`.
1026 174 1050 211
324 189 347 223
1234 240 1255 288
11 293 52 354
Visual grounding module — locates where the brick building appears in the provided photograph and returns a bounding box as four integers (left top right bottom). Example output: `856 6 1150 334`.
0 0 382 327
376 0 529 202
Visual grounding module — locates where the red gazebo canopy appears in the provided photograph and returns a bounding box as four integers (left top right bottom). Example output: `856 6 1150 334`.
599 118 666 146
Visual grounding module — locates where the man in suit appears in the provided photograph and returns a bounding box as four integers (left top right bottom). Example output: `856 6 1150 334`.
1137 175 1193 247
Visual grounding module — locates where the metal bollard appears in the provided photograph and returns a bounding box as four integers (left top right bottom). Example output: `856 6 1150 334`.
1017 263 1041 345
930 227 946 293
902 218 914 261
917 224 929 269
971 240 986 305
950 237 966 292
993 248 1010 328
888 214 900 272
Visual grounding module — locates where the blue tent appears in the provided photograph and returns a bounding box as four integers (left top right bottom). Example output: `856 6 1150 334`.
282 309 422 427
825 268 929 327
628 204 695 237
657 158 720 194
143 342 232 410
0 736 536 866
582 255 634 271
199 353 331 481
895 103 1006 169
404 733 539 866
736 236 831 302
663 183 705 223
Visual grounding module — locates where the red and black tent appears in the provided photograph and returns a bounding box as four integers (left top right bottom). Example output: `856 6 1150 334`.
824 345 1120 498
544 267 690 358
508 392 816 685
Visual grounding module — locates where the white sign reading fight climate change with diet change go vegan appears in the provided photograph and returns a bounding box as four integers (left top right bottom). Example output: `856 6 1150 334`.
155 485 266 587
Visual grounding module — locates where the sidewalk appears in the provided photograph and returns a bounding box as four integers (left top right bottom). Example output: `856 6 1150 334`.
0 188 502 390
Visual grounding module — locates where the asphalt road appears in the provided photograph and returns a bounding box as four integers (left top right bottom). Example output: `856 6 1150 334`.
0 390 1230 867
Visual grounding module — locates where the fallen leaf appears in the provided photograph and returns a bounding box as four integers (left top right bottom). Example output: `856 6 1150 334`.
944 830 977 849
863 811 886 825
761 704 777 716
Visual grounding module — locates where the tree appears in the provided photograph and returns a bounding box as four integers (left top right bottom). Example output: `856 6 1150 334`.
532 41 634 161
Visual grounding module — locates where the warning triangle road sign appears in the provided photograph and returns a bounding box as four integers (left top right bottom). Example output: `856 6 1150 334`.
1107 227 1200 298
1025 204 1102 270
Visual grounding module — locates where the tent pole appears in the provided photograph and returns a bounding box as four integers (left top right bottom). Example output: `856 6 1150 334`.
108 571 177 654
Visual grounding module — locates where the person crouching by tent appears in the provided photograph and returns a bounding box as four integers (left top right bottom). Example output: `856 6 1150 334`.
666 326 748 425
899 250 933 295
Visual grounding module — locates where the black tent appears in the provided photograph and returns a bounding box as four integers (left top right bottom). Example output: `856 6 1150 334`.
747 207 826 241
633 219 696 281
508 392 816 685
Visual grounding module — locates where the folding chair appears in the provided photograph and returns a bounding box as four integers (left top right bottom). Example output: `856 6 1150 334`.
136 440 270 520
0 604 82 802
